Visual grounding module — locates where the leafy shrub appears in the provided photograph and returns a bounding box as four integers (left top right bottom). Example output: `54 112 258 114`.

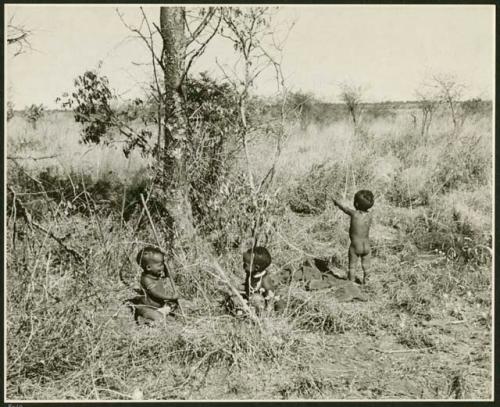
60 71 115 145
60 71 256 241
59 70 155 158
196 170 285 253
24 104 45 129
183 73 242 227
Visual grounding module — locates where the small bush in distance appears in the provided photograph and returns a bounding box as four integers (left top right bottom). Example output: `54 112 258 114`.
23 104 45 129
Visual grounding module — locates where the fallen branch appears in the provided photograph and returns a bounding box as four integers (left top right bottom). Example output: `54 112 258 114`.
7 154 59 161
210 259 262 330
9 186 84 262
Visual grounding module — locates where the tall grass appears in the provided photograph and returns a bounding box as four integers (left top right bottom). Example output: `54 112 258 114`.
5 104 493 400
7 113 151 181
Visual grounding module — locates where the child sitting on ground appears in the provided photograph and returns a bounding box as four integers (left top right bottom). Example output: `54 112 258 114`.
243 246 276 312
132 246 180 324
332 190 374 285
228 246 285 315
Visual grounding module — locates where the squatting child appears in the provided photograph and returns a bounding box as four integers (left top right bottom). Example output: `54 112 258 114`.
243 246 275 311
228 246 285 315
332 190 374 285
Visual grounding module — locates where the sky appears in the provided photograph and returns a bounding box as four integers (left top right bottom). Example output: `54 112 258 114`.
5 4 495 109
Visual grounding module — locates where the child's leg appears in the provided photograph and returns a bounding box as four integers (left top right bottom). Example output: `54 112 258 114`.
361 253 371 285
348 244 357 282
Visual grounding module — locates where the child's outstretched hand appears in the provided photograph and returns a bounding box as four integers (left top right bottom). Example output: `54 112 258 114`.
330 197 354 216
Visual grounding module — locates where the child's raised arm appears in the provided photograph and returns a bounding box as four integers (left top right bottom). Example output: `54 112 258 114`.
332 198 354 216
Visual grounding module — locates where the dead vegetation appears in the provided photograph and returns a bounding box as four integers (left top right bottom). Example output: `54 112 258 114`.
5 95 492 400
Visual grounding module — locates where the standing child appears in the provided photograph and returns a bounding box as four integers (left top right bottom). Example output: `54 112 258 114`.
332 190 374 285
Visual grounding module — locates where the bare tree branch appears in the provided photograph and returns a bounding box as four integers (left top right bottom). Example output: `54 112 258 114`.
116 8 164 71
415 89 438 139
179 10 222 86
256 43 288 193
339 82 364 127
219 6 293 246
431 73 466 133
139 6 165 155
184 7 217 47
7 21 33 56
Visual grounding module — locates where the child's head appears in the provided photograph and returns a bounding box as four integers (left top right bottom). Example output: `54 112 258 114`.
136 246 165 277
354 190 374 211
243 246 271 275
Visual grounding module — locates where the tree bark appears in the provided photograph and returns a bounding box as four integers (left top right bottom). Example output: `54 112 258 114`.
159 6 195 245
160 7 186 177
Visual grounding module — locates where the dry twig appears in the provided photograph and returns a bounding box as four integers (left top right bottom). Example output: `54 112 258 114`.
8 186 84 262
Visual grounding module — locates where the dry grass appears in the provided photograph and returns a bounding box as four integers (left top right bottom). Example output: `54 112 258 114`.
5 104 493 400
7 113 150 181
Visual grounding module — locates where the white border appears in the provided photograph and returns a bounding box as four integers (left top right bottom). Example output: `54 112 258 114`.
4 3 496 403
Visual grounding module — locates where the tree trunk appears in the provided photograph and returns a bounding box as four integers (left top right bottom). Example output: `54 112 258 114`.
160 7 186 178
159 6 195 246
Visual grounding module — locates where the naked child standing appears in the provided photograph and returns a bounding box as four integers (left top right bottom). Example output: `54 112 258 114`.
333 190 374 285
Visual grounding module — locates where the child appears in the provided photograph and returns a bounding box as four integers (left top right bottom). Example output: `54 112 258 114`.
227 246 285 315
332 190 374 285
243 246 287 313
243 246 274 301
133 246 180 323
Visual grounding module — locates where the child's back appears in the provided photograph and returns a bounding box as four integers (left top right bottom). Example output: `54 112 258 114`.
349 209 372 256
333 190 374 285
